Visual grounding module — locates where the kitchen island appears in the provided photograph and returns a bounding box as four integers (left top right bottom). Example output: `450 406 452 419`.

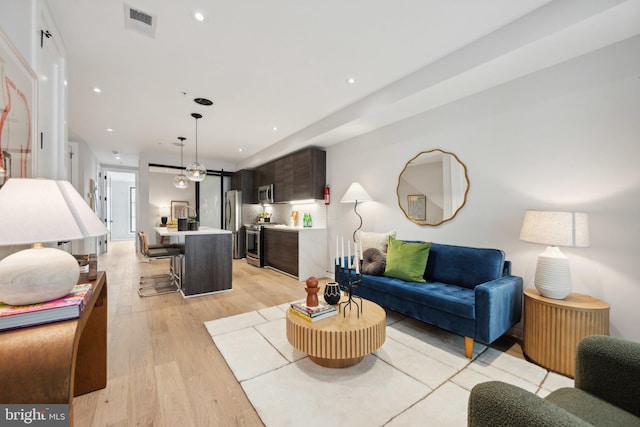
155 227 232 297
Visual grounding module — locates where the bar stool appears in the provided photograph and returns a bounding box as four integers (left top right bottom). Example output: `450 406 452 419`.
138 231 182 297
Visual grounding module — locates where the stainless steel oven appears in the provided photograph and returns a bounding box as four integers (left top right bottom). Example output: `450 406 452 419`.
245 224 264 267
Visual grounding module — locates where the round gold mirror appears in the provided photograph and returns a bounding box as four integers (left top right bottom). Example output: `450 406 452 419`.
396 149 469 226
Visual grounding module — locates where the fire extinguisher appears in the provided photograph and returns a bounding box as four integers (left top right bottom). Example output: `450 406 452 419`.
324 185 330 205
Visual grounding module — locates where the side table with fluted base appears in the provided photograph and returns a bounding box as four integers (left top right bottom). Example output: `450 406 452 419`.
286 298 386 368
523 288 609 378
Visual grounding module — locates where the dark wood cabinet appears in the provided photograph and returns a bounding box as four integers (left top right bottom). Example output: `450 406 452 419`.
274 156 294 202
231 169 254 204
292 148 326 200
251 147 326 204
182 233 232 296
264 228 298 277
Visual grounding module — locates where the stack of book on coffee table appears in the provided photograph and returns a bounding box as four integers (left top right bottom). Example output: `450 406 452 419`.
289 299 338 322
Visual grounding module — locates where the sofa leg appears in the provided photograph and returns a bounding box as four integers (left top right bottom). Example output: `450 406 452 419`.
465 337 473 358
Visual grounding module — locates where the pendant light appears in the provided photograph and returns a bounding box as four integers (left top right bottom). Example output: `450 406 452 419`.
173 137 189 189
185 113 206 182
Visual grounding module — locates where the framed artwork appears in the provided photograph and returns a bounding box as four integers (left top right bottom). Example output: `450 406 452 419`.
0 29 37 187
171 200 188 220
407 195 426 221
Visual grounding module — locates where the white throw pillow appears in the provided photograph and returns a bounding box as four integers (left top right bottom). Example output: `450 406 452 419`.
356 231 396 254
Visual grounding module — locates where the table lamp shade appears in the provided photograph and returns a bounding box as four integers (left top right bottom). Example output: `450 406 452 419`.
520 210 589 248
0 179 108 305
520 210 589 300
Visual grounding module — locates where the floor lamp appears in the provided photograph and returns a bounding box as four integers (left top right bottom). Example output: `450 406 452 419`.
519 210 589 299
340 182 373 242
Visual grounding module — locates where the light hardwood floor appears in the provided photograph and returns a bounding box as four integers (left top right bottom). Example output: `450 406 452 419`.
74 239 523 426
74 240 311 426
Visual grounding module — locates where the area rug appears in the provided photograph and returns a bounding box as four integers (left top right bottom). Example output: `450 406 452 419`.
204 303 572 427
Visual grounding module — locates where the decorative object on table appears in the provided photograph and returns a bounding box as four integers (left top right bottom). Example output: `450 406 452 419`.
305 276 319 307
160 216 168 225
335 236 363 317
185 113 206 182
519 210 589 299
323 282 341 305
340 182 373 242
73 253 98 280
290 211 299 227
173 136 190 189
0 179 108 305
289 298 338 322
0 283 93 331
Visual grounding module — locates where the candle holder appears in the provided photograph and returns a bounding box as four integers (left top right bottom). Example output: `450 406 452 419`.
337 261 363 318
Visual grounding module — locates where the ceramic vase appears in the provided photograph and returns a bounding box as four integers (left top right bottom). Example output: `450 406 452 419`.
324 282 341 305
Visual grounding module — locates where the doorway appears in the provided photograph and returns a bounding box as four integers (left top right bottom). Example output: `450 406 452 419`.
100 169 137 250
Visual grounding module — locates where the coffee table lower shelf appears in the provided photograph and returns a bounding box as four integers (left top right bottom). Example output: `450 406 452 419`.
286 298 386 368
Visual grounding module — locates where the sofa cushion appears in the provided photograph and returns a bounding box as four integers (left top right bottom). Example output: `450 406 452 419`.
359 274 476 319
361 248 386 276
424 243 505 289
384 237 431 282
356 230 396 253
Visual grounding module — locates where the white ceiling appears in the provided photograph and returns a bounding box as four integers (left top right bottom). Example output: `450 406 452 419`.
43 0 639 170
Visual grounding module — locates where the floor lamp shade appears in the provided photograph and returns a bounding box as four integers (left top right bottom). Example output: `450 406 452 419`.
341 182 373 242
520 210 589 299
0 179 108 305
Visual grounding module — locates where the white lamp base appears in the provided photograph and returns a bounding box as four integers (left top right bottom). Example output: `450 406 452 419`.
0 247 80 305
534 246 572 300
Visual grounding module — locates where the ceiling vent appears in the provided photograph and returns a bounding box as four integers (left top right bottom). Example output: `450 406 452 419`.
123 3 157 38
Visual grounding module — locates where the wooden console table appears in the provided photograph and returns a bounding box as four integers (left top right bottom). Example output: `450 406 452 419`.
523 288 609 378
0 272 108 422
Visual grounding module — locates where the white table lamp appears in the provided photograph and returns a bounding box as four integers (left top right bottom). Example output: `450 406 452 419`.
519 210 589 299
0 179 108 305
340 182 373 242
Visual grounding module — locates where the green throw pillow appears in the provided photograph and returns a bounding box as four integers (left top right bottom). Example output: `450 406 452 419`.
383 236 431 282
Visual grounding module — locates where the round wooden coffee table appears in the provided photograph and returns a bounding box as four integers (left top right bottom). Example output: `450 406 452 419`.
286 298 386 368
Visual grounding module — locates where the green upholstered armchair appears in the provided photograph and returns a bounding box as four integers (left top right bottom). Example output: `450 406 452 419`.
468 335 640 427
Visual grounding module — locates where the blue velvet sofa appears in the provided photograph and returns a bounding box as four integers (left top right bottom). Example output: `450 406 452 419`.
336 242 523 358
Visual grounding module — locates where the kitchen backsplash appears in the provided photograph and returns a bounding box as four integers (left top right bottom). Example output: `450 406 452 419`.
242 202 327 228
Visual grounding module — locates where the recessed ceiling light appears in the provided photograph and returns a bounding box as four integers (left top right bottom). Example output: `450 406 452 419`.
106 128 114 132
272 126 278 131
346 77 356 84
238 148 243 152
92 87 102 93
192 10 205 22
194 97 213 106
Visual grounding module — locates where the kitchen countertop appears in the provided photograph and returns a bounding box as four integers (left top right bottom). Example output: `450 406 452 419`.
261 225 326 231
155 226 232 236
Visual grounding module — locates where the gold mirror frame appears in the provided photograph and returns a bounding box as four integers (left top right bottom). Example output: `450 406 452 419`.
396 149 470 226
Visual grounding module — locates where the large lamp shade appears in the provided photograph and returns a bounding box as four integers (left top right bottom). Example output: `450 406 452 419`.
0 179 108 305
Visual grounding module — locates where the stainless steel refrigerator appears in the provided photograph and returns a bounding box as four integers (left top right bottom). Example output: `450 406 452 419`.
224 190 244 259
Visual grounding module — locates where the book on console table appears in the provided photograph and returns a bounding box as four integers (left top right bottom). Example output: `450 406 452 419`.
288 307 338 322
290 299 337 317
0 283 93 331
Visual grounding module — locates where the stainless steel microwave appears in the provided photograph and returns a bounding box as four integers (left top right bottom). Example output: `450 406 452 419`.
257 184 274 204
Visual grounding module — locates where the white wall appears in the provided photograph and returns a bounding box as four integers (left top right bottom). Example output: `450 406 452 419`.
327 36 640 341
138 151 235 245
